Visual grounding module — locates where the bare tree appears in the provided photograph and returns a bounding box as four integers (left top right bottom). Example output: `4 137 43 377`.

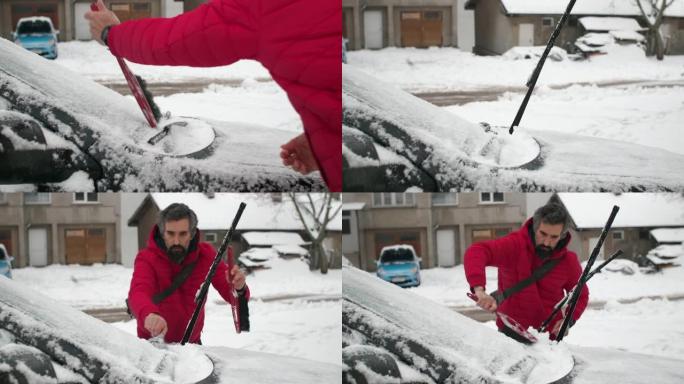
636 0 675 60
288 193 342 274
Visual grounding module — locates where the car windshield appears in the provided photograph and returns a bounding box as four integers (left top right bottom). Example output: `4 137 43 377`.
17 20 52 34
0 248 5 259
380 248 414 263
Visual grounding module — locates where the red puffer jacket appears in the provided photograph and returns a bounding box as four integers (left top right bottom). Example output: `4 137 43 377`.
127 225 249 343
107 0 341 191
464 218 589 333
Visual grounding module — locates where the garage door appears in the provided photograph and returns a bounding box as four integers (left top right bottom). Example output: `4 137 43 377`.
363 9 383 49
374 231 421 261
10 2 59 30
28 228 48 267
65 228 106 265
74 2 91 40
436 229 456 267
401 10 443 48
110 2 152 23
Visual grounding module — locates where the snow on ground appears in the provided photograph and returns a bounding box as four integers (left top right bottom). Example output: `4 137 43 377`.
346 47 684 92
150 80 303 133
54 41 271 83
12 258 341 365
445 83 684 155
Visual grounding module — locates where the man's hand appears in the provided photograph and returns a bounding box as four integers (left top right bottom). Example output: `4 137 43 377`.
551 318 570 338
280 133 319 175
84 0 120 45
144 313 168 337
226 265 246 291
473 286 498 312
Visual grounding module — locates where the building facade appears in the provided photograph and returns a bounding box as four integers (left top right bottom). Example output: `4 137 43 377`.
343 0 474 51
342 192 527 271
0 0 183 42
0 192 121 267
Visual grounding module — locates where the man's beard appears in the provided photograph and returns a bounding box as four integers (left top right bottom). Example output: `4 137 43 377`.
168 245 187 264
535 245 553 259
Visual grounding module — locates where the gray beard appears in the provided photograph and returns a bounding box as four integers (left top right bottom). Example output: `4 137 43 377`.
168 245 187 264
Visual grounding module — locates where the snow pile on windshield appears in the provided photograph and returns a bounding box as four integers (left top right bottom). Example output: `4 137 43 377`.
343 266 574 383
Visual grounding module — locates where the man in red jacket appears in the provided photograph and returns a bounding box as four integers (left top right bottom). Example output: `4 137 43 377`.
85 0 341 191
128 203 248 344
464 200 588 343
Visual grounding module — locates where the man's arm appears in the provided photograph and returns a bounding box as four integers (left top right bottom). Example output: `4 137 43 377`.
210 248 250 305
88 0 258 67
463 234 519 292
128 256 161 324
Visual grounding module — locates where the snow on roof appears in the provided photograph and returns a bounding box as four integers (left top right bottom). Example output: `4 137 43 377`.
273 244 309 256
609 29 646 42
579 17 645 32
242 231 305 247
647 244 683 259
650 228 684 243
558 193 684 229
342 202 366 211
499 0 684 17
145 193 341 231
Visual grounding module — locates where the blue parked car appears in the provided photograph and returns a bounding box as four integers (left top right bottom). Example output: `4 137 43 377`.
13 16 59 59
0 244 13 279
376 245 421 287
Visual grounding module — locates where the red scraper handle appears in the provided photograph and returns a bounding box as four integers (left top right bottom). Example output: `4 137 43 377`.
91 2 157 128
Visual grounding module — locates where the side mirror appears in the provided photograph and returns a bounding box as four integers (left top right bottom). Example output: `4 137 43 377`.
12 31 17 40
55 30 60 35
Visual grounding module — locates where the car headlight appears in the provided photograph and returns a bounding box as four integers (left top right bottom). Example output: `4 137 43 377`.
377 269 386 277
411 267 418 274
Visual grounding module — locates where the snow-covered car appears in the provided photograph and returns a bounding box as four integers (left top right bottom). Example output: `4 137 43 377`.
13 16 58 59
342 265 684 384
0 37 324 191
574 32 645 58
376 245 421 287
0 275 339 383
342 65 684 191
0 244 13 278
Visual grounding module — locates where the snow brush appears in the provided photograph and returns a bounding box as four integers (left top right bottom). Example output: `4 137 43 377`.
181 202 247 345
467 292 538 343
509 0 578 134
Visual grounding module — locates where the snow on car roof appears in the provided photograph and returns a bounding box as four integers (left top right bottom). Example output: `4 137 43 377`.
579 16 645 32
380 244 416 253
242 231 305 247
272 244 309 255
650 228 684 244
16 16 54 25
559 193 684 229
148 193 341 231
499 0 684 17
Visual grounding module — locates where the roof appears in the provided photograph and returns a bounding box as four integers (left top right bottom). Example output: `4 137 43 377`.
650 228 684 243
558 193 684 229
273 244 309 256
128 193 341 231
579 16 645 31
242 232 305 247
342 202 366 211
498 0 684 17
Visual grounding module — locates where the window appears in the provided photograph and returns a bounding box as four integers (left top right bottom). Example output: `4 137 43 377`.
24 193 50 204
479 192 504 204
542 17 554 27
343 211 351 234
373 193 415 207
401 11 421 20
74 193 98 203
432 193 458 206
612 230 624 241
205 233 218 243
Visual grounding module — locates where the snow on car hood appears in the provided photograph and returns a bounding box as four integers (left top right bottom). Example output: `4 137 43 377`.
0 37 323 191
343 266 574 384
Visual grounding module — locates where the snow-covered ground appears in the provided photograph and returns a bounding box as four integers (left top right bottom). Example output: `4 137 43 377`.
12 258 341 365
55 41 271 83
346 47 684 93
396 260 684 360
446 83 684 155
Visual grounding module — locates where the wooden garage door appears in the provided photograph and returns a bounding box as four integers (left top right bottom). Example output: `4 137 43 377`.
400 10 443 48
10 2 59 30
0 230 13 256
472 227 511 244
374 231 421 260
110 2 151 23
65 228 106 265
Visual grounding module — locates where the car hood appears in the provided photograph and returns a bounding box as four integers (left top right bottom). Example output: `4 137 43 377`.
0 37 324 191
343 266 684 383
0 276 339 383
343 65 684 191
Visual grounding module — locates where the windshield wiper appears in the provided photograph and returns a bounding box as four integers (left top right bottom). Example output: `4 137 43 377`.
509 0 578 134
